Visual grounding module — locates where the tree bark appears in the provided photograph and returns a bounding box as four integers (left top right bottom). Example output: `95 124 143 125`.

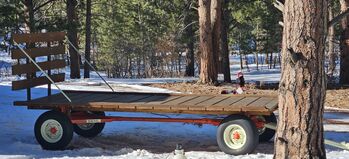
67 0 81 79
84 0 91 78
221 0 231 83
198 0 216 84
340 0 349 84
274 0 327 158
327 3 335 77
211 0 221 74
23 0 35 33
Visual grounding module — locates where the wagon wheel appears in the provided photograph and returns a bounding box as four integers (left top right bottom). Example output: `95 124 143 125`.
73 111 105 138
34 110 73 150
255 113 277 142
217 115 259 155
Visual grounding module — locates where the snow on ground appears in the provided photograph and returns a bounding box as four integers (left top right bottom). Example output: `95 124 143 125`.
0 80 349 159
229 55 281 83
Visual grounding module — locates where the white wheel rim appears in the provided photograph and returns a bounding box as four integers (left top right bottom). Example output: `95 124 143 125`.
40 119 63 143
77 123 95 130
223 124 247 149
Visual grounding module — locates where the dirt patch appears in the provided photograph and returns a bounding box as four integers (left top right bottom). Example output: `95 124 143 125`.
150 82 349 109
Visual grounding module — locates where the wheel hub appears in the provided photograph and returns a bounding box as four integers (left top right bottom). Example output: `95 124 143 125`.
223 124 247 149
50 127 58 134
41 119 63 143
233 131 240 139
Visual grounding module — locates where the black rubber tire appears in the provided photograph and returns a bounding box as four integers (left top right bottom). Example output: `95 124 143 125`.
217 115 259 155
73 111 105 138
34 110 73 150
258 113 277 142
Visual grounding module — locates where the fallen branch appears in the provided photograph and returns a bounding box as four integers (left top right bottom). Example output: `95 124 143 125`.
328 8 349 27
33 0 57 12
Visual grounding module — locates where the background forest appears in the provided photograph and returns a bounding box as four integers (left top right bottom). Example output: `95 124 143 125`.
0 0 342 82
0 0 282 79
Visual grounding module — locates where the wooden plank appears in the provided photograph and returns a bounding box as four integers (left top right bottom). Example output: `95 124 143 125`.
12 45 65 59
247 97 274 107
231 97 260 106
163 96 199 105
86 94 120 103
105 94 151 109
92 94 142 110
206 97 245 111
181 96 213 106
183 96 213 111
225 97 260 111
215 97 245 106
21 93 64 105
70 93 104 103
71 93 119 104
265 98 278 111
241 97 274 112
169 96 200 111
147 96 181 105
27 92 90 105
12 73 65 90
12 32 65 43
104 94 151 103
130 95 170 104
12 59 66 75
198 96 230 106
130 95 170 110
164 96 201 111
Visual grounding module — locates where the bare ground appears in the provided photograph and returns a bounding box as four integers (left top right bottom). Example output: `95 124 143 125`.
150 82 349 110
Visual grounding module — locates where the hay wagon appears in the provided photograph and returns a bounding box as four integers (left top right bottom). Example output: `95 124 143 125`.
10 32 278 155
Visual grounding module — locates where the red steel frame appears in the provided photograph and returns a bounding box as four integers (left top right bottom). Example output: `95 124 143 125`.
70 112 266 128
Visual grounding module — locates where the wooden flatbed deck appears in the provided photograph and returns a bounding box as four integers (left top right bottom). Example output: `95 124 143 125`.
14 91 278 115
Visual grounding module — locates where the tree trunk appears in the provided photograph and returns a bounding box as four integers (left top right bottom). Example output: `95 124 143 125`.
269 53 273 69
274 0 327 158
67 0 81 79
23 0 35 33
244 54 250 72
184 3 195 77
185 46 195 76
221 0 231 83
265 52 269 65
211 0 221 74
198 0 216 84
239 32 244 70
327 3 335 77
239 52 243 70
255 52 259 70
340 0 349 84
84 0 91 78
